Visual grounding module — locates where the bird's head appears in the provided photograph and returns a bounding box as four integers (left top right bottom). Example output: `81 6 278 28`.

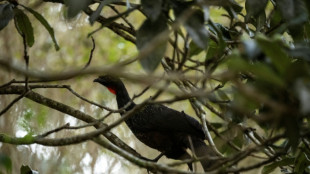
93 75 123 95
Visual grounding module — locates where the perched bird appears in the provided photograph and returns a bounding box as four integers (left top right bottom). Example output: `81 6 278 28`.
94 75 217 171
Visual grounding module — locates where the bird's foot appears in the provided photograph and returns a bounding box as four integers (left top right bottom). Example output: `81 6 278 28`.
141 153 165 174
140 152 165 162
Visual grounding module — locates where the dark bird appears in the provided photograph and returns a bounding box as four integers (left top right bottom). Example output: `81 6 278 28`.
94 75 217 171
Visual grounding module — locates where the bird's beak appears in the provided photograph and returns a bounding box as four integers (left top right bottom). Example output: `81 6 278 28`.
93 78 99 83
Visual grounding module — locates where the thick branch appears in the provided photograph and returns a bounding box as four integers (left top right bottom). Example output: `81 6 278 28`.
92 137 198 174
0 85 142 158
0 133 196 174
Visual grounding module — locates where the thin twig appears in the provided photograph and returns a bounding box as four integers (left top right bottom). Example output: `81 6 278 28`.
0 55 218 84
63 112 113 130
225 153 283 173
10 80 57 83
178 34 190 70
84 7 136 43
132 85 150 100
22 34 29 90
0 79 16 88
0 90 30 116
64 86 117 112
108 5 135 30
207 122 242 152
191 99 223 157
37 123 70 138
83 36 96 69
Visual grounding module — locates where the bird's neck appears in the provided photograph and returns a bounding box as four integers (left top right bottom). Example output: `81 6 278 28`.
115 84 135 111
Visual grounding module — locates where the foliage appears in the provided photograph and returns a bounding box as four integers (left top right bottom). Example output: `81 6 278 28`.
0 153 12 174
1 0 310 173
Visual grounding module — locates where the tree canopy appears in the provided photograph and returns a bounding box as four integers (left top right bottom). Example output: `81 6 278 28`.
1 0 310 173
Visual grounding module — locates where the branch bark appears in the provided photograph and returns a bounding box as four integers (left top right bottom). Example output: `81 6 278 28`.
0 85 143 158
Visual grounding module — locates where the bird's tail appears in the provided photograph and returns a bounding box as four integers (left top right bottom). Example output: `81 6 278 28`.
191 138 218 172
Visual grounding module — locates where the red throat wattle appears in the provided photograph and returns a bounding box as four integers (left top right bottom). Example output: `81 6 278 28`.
107 87 116 95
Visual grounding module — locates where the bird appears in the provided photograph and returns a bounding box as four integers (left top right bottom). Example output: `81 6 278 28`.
94 75 217 171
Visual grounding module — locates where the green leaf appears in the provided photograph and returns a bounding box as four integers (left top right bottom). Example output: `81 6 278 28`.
283 115 300 151
22 5 60 51
275 0 295 22
208 21 227 51
275 0 308 25
255 34 291 74
214 124 244 154
288 44 310 61
0 153 12 174
37 107 47 127
289 0 309 40
209 23 234 40
136 15 168 72
89 0 121 25
173 3 209 48
262 157 294 174
255 12 266 32
185 10 209 49
206 39 220 59
65 0 92 19
189 41 204 57
232 91 259 121
275 0 308 39
217 90 230 101
14 8 34 47
20 165 36 174
223 0 243 18
23 109 34 120
228 0 243 13
228 54 285 87
0 3 14 31
210 122 224 129
268 8 286 36
19 109 34 133
294 152 310 174
245 0 268 22
141 0 162 22
303 21 310 40
269 7 282 28
304 0 310 13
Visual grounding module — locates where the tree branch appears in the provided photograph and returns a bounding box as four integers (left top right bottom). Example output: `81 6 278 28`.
0 85 143 158
0 90 30 117
0 127 201 174
83 36 96 69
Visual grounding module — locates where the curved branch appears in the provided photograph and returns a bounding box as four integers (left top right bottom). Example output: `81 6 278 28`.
0 85 142 158
0 133 197 174
83 36 96 69
0 90 30 116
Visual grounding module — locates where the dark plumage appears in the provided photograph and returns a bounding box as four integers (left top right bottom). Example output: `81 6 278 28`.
94 75 217 171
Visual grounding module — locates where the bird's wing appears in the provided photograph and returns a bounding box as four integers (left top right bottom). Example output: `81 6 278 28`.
136 104 205 138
